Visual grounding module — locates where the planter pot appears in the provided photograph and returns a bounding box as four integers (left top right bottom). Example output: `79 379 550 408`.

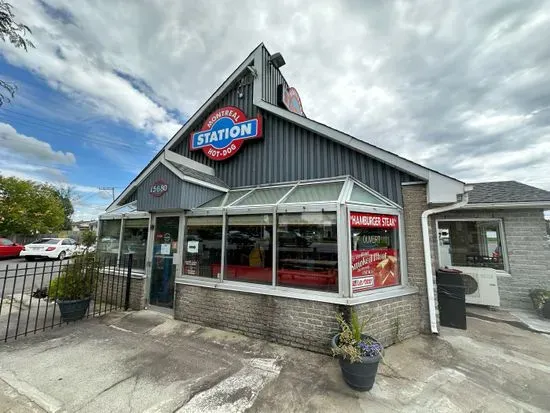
57 298 91 322
331 334 382 392
542 301 550 319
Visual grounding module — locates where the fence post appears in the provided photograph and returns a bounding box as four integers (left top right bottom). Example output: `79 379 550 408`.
124 254 133 311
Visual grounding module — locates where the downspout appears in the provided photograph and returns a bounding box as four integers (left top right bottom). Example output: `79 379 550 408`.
421 190 471 334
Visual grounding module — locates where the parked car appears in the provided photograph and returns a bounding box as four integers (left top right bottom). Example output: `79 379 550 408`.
20 238 78 261
0 238 24 258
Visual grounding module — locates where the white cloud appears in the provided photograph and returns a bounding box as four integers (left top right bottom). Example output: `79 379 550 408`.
0 122 75 165
2 0 550 192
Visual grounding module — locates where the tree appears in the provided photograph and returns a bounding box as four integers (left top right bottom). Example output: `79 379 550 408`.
0 176 65 235
51 186 75 230
81 230 97 249
0 1 34 106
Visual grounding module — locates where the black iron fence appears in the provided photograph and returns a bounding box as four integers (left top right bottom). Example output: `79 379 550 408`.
0 253 134 342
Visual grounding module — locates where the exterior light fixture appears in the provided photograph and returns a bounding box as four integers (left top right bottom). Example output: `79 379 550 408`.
269 52 286 69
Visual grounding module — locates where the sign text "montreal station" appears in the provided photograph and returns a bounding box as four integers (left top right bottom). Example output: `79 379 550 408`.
190 106 263 161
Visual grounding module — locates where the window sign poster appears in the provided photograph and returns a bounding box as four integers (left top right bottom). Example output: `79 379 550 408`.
160 243 171 255
350 212 400 293
351 249 399 292
187 240 199 254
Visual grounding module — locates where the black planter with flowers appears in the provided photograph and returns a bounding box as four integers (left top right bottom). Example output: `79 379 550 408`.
331 311 383 391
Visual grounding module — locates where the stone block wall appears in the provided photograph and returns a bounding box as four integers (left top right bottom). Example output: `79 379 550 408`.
174 284 420 354
434 208 550 309
94 271 147 311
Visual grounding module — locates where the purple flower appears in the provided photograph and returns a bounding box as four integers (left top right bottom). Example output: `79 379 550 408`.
358 341 382 358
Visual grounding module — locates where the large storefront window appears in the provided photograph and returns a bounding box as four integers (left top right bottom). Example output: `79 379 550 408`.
184 217 223 278
276 212 338 292
224 214 273 285
437 220 505 270
97 219 121 264
120 219 148 270
350 212 400 293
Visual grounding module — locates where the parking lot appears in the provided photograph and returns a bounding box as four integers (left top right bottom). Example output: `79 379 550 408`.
0 258 67 299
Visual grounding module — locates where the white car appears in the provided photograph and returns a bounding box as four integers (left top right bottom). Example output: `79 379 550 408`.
20 238 78 261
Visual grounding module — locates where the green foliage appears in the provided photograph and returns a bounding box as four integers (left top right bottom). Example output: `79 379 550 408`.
529 289 550 312
48 253 99 300
0 1 34 105
50 186 74 230
81 230 97 248
332 310 377 363
333 312 363 362
0 176 65 235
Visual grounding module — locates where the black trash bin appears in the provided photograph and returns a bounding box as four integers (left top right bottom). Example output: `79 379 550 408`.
436 268 467 330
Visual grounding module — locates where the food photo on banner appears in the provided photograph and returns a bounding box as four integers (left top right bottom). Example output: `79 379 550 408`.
350 212 400 292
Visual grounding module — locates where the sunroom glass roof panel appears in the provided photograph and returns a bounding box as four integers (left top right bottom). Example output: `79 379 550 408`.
234 186 292 206
223 190 253 206
197 194 226 208
282 182 344 203
349 185 388 205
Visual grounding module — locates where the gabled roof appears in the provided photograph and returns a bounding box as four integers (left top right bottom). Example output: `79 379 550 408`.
467 181 550 205
167 161 228 189
107 43 468 211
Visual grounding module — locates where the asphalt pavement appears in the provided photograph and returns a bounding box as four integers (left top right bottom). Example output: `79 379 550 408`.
0 258 66 299
1 311 549 412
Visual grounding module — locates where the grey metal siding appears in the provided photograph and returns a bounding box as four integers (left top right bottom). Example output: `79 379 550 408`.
170 70 255 153
261 46 288 106
136 164 223 211
120 189 137 205
172 111 416 204
137 164 182 211
181 182 223 209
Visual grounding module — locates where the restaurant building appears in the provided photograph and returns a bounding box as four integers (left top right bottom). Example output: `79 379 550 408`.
99 44 550 353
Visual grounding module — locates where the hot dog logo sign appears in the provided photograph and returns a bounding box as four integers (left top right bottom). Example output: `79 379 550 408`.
189 106 263 161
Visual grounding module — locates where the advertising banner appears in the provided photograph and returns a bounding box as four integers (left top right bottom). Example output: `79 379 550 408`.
351 248 399 292
350 212 398 229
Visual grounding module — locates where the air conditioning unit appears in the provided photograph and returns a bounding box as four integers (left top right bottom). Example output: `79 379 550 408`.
451 267 501 307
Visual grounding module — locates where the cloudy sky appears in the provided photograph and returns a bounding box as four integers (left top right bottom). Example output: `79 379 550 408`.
1 0 550 219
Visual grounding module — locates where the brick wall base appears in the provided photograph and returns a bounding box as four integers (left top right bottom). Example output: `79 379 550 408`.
94 272 147 311
174 284 420 354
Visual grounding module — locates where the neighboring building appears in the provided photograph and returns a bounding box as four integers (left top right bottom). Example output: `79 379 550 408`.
71 220 99 233
97 44 550 353
435 181 550 309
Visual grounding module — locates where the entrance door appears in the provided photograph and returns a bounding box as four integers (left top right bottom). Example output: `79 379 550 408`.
150 216 180 308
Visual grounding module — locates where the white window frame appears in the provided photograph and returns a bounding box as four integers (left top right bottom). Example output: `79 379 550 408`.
346 205 408 298
435 218 510 274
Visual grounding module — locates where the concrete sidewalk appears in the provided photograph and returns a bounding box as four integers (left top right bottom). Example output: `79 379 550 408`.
1 310 549 412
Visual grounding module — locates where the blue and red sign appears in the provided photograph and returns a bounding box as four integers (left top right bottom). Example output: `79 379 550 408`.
189 106 263 161
277 84 305 117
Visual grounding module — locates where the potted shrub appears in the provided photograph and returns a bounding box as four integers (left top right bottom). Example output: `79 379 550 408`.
49 253 98 321
331 310 383 391
529 289 550 319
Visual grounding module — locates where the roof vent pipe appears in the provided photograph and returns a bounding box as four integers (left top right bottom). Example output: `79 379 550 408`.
421 188 472 334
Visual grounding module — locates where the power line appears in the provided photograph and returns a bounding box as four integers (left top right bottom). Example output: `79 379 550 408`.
98 186 115 201
0 110 144 153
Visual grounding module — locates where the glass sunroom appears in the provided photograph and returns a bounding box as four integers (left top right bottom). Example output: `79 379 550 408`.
180 176 407 301
97 201 150 271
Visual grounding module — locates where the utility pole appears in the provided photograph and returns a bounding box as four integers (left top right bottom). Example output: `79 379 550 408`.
99 186 115 201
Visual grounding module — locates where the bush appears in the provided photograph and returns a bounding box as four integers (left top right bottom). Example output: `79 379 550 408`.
49 253 99 300
81 230 97 248
332 310 382 363
529 289 550 315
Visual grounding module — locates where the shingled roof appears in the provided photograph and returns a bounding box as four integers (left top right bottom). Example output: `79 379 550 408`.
468 181 550 204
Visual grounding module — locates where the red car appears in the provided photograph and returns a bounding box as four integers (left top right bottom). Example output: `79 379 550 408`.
0 238 24 258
